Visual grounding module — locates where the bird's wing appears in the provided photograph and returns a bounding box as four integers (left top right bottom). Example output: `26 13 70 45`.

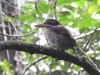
50 25 77 46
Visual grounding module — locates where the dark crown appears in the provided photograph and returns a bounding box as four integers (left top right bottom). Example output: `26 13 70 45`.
44 19 60 26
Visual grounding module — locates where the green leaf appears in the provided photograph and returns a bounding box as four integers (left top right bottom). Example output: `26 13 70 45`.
3 16 15 22
74 65 80 71
88 5 98 14
37 1 48 13
0 60 14 75
29 56 35 62
58 0 79 5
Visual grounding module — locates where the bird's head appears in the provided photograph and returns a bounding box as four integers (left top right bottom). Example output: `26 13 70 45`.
35 19 61 28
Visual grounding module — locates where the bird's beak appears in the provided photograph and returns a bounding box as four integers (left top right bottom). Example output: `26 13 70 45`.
35 24 48 27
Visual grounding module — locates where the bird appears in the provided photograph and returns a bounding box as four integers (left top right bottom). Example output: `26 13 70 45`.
35 19 77 51
35 19 79 58
35 19 98 70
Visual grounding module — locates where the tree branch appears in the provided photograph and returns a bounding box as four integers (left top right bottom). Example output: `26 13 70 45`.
0 41 99 75
75 28 100 40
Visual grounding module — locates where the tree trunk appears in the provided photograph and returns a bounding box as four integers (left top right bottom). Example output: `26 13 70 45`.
0 0 21 74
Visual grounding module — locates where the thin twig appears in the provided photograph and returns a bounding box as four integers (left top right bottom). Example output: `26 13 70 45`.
82 28 99 71
46 0 50 20
53 0 57 19
83 28 97 51
75 28 100 40
0 28 38 37
35 1 42 22
1 10 19 35
35 2 47 13
22 55 48 75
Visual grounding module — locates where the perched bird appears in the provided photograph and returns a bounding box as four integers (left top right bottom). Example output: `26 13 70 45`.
35 19 82 62
35 19 98 70
35 19 77 51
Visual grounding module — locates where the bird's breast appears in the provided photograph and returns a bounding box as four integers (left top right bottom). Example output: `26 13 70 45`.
44 28 72 50
44 28 59 47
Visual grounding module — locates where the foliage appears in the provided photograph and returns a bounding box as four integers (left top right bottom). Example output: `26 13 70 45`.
18 0 100 75
1 0 100 75
0 60 14 75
